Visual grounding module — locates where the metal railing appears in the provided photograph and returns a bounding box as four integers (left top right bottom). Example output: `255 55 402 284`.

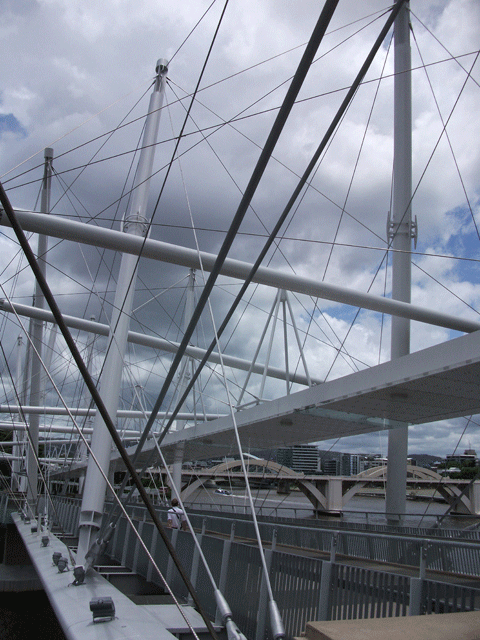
42 496 480 577
44 496 480 640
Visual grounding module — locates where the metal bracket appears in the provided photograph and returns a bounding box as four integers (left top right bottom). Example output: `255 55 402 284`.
387 211 418 249
411 214 418 249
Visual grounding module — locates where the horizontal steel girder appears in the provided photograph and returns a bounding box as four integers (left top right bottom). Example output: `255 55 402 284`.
0 299 316 387
2 208 479 333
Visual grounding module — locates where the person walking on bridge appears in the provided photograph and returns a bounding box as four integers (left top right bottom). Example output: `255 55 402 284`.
167 498 187 530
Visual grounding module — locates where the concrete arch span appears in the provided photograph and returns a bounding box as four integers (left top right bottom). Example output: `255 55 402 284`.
178 461 480 515
357 465 480 515
357 465 441 481
179 458 301 501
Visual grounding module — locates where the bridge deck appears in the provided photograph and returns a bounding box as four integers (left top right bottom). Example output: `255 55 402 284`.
48 329 480 477
12 513 216 640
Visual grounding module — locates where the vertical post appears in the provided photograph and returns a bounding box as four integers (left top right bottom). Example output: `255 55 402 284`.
146 525 158 583
467 481 480 515
386 0 413 526
76 59 168 564
318 560 333 621
188 527 204 606
132 520 143 574
409 577 423 616
318 535 337 623
166 528 178 585
326 478 343 513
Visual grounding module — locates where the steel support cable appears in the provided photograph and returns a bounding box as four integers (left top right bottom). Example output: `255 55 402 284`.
0 292 203 640
165 100 279 632
169 0 218 64
0 344 33 513
3 301 204 640
3 47 476 198
118 0 341 485
326 46 480 381
49 109 147 350
413 262 480 317
154 440 248 639
166 82 325 382
169 40 392 251
93 0 231 390
49 85 154 222
2 6 391 191
0 389 49 522
0 185 219 640
0 473 23 515
385 48 480 261
79 5 233 510
145 0 409 449
115 393 236 635
96 6 343 611
0 75 162 184
168 4 395 147
101 1 409 522
410 11 480 90
411 28 480 240
322 33 393 280
315 34 394 380
178 5 404 390
0 316 76 557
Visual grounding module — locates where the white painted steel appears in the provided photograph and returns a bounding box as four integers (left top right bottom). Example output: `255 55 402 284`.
386 0 412 524
12 513 187 640
77 61 168 563
0 422 150 436
0 404 223 421
26 148 53 508
114 329 480 467
2 208 479 334
0 300 316 386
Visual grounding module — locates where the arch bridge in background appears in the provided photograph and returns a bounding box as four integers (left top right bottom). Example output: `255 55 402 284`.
176 462 480 515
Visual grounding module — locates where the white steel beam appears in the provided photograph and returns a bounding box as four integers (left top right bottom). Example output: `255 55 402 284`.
0 422 149 436
0 300 317 386
0 405 223 421
2 208 479 333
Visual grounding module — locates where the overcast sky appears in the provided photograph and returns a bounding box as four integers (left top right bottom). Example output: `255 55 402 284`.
0 0 479 459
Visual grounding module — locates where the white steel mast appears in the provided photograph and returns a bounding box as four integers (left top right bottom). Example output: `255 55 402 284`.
26 147 53 512
77 59 168 563
386 0 414 525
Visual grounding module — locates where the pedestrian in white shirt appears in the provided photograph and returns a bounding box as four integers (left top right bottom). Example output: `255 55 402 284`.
167 498 187 530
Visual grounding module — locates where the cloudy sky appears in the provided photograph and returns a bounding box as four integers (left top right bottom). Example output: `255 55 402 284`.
0 0 479 459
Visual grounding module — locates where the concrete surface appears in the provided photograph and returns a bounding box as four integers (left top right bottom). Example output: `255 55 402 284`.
300 610 480 640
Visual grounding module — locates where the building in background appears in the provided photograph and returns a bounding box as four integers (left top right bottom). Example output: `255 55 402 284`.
276 445 319 474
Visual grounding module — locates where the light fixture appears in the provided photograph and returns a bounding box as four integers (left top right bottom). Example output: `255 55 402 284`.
72 565 85 586
57 556 68 572
90 597 115 623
